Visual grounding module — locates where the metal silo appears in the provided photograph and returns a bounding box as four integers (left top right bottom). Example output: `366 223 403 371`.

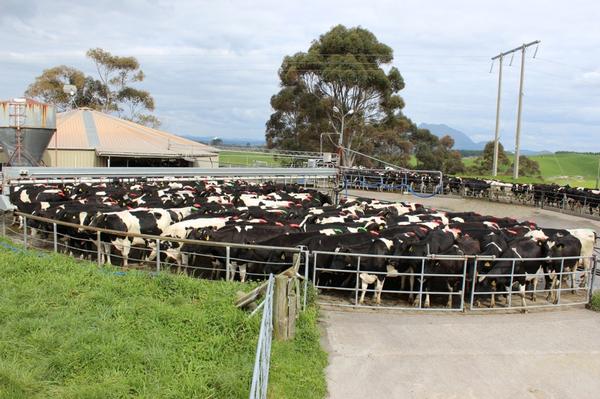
0 98 56 166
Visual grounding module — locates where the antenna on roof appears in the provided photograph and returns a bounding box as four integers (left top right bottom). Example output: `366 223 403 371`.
63 84 77 109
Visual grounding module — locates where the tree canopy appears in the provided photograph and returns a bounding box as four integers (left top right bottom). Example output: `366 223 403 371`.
266 25 415 167
468 141 510 174
25 48 159 128
266 25 463 172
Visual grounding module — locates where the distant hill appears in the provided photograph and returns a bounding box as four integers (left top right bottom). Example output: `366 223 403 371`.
418 123 487 150
418 123 550 155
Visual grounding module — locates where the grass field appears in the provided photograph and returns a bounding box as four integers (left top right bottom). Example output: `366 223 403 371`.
220 148 598 187
0 240 326 399
219 151 282 167
461 153 598 187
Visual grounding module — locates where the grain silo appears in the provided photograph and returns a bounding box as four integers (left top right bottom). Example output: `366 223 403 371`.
0 98 56 166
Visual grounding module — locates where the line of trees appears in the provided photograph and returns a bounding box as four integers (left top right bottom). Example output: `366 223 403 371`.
468 141 541 177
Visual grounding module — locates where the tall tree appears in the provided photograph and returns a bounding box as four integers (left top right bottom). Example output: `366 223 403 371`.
267 25 409 166
24 66 105 112
25 48 159 127
508 156 541 177
413 132 465 174
86 48 156 126
469 141 510 174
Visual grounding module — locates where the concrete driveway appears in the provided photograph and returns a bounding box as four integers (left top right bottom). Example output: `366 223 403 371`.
323 191 600 398
322 307 600 399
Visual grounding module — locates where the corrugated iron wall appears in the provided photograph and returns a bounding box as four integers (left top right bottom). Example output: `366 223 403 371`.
42 149 105 167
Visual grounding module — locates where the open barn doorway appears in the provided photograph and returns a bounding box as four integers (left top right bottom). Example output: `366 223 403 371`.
107 157 192 167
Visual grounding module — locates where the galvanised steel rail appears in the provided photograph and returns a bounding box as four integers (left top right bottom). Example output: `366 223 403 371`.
311 250 596 311
249 274 275 399
1 167 338 189
3 210 596 311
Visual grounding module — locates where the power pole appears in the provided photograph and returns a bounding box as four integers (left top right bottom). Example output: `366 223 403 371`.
513 45 527 179
596 156 600 189
491 55 503 177
490 40 540 179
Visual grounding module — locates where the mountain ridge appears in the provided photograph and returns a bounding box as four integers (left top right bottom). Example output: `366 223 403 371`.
418 123 550 155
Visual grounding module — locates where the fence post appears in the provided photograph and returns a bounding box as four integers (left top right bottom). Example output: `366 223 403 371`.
589 256 597 304
354 256 361 306
97 231 102 265
287 280 297 340
52 223 58 253
225 246 231 281
155 238 161 272
273 274 289 341
303 250 309 310
508 260 516 308
470 259 478 310
557 258 565 305
312 252 318 287
23 215 27 249
460 258 468 311
418 258 426 308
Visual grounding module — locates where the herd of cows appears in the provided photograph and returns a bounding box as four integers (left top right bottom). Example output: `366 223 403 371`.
7 179 597 309
345 170 600 217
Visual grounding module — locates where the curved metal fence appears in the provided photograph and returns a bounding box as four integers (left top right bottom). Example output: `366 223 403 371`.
2 211 596 313
312 250 596 311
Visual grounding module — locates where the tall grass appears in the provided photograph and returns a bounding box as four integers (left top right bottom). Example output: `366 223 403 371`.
0 240 326 398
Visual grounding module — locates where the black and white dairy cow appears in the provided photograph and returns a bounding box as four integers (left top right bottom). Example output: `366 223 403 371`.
89 207 195 266
155 216 231 272
328 237 396 305
477 237 547 309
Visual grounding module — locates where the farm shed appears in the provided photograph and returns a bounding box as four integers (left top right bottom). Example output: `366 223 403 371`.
42 108 219 168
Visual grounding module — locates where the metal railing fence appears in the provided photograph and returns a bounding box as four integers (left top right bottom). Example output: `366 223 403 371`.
312 250 596 311
312 250 469 311
341 171 600 219
469 255 594 311
249 274 274 399
3 211 308 297
3 211 596 311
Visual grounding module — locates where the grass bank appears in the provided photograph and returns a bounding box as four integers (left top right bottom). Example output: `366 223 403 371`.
0 240 326 398
591 291 600 312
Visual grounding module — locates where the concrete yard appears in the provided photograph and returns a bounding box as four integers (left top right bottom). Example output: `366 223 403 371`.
322 308 600 399
322 191 600 398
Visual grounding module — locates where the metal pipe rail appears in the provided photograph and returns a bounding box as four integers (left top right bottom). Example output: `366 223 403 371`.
249 274 275 399
311 248 596 311
13 211 304 252
2 167 339 179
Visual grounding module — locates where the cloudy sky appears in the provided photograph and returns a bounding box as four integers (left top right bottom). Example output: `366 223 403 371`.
1 0 599 151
